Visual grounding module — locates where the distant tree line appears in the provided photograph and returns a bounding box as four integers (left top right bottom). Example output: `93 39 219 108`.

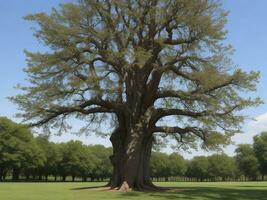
0 117 112 182
152 133 267 182
0 117 267 182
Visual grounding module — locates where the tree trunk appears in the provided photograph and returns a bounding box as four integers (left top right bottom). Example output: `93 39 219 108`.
107 124 156 191
106 75 158 191
45 175 48 181
26 174 30 181
82 176 87 182
0 168 3 181
108 128 124 188
3 171 6 181
12 168 20 181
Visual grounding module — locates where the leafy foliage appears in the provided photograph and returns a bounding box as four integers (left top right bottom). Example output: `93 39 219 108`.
235 144 260 179
186 156 209 181
0 117 45 180
253 132 267 177
10 0 261 151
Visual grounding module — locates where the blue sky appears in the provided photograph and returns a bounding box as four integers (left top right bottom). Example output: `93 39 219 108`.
0 0 267 158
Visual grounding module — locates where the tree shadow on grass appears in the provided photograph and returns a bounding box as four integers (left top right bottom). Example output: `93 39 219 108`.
71 185 107 190
117 187 267 200
237 185 267 188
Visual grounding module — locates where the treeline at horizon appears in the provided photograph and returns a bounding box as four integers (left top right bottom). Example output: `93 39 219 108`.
1 117 267 182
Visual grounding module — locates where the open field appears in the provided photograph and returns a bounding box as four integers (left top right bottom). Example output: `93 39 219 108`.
0 182 267 200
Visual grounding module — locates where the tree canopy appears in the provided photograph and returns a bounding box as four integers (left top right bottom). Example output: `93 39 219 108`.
0 117 45 181
207 154 236 181
235 144 259 180
186 156 209 181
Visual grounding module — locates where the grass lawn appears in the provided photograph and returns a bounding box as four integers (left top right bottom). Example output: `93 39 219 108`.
0 181 267 200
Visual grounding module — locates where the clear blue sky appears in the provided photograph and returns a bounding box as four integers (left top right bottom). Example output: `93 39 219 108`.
0 0 267 157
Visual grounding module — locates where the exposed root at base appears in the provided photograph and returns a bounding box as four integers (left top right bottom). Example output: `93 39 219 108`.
111 182 174 192
82 183 184 193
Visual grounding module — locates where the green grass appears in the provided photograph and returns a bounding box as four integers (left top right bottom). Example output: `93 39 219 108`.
0 181 267 200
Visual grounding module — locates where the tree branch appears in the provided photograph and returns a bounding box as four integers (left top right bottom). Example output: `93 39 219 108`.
29 98 122 127
153 126 206 142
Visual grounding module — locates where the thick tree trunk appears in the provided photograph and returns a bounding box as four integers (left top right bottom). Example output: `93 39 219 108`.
107 76 158 191
107 125 156 191
108 128 124 188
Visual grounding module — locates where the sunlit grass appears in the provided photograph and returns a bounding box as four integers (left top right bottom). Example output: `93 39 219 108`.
0 181 267 200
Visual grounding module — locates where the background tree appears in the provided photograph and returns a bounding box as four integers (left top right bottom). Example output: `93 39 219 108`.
186 156 209 181
90 145 112 182
253 132 267 180
0 117 45 181
59 141 87 181
168 153 187 179
207 154 235 181
10 0 261 191
35 135 61 181
50 143 62 181
235 144 260 181
78 145 96 182
150 152 169 181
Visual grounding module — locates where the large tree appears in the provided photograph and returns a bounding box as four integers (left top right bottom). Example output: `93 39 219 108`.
10 0 261 191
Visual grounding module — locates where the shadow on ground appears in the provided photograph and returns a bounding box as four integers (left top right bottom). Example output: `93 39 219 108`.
117 187 267 200
70 185 267 200
71 185 107 190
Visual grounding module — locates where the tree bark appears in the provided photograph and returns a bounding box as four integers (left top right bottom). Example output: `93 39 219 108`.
107 123 157 191
108 127 124 188
106 71 159 191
